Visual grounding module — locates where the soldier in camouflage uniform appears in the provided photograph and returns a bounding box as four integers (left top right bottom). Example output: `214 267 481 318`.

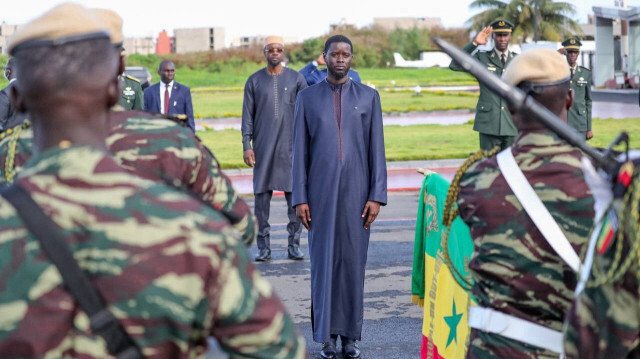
561 161 640 356
0 9 256 246
450 19 518 151
455 49 594 358
0 4 304 358
563 214 640 358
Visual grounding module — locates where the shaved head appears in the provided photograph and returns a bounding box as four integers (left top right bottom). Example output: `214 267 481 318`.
158 59 174 72
510 81 573 131
14 38 117 105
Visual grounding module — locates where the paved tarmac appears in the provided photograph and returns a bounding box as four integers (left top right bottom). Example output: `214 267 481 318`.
208 191 423 359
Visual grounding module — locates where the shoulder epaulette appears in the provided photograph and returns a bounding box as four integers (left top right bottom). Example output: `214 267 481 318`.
579 66 591 72
125 74 141 83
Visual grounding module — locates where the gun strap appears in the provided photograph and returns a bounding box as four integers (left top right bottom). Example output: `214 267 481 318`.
0 184 144 359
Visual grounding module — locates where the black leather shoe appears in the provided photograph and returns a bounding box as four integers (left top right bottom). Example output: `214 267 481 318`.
342 338 361 358
320 337 337 359
287 246 304 260
254 249 271 262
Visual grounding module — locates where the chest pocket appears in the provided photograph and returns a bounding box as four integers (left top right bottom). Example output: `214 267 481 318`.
283 87 296 105
121 88 136 102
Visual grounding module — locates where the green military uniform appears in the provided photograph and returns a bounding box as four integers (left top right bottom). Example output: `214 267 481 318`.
118 74 144 110
563 38 592 139
449 19 517 151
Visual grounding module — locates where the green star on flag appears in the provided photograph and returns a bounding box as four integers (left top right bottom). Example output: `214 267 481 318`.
444 300 463 347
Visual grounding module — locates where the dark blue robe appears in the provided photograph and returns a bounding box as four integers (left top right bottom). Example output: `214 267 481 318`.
291 79 387 343
241 67 308 193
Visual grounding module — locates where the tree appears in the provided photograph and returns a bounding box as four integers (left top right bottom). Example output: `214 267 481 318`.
467 0 582 43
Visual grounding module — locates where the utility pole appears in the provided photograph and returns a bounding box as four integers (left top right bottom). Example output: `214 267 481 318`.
621 0 629 66
533 0 540 43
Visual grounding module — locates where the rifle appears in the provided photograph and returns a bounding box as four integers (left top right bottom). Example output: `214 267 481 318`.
433 37 626 182
434 37 640 291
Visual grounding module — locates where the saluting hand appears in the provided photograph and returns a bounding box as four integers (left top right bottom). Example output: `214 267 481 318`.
474 26 493 46
243 149 255 167
586 130 594 140
362 201 381 229
296 204 311 230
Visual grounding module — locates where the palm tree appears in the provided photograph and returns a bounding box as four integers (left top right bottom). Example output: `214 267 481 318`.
467 0 582 43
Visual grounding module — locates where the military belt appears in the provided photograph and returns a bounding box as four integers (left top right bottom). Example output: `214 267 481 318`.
468 306 564 355
497 148 582 272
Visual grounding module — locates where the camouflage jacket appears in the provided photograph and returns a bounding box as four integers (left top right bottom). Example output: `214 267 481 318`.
0 145 305 358
457 130 594 359
0 111 256 246
564 198 640 358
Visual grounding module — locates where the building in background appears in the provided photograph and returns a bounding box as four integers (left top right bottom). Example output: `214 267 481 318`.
174 27 225 54
373 17 442 31
0 22 19 55
156 30 174 55
329 19 357 33
231 35 297 48
124 37 154 55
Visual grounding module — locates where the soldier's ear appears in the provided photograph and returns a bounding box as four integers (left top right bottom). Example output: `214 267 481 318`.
566 88 574 111
106 77 119 109
119 55 125 75
9 83 26 113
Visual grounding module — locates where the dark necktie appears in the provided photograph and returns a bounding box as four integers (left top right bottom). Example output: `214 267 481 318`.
164 85 170 114
501 54 506 66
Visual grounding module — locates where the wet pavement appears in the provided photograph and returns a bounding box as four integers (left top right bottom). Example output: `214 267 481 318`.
196 100 639 131
208 191 424 359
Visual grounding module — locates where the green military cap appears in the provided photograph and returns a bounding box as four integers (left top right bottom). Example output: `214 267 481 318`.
8 3 110 55
490 19 514 33
503 48 570 88
562 37 582 51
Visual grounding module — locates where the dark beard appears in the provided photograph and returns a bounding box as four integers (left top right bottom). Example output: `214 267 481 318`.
328 68 347 79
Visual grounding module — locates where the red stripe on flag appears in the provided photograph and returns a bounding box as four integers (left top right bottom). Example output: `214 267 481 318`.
598 228 615 255
421 335 444 359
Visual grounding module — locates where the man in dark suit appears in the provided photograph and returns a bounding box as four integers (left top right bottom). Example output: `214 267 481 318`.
144 60 195 131
0 58 27 130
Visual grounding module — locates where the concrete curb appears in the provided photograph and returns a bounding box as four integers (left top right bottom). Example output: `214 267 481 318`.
225 160 462 196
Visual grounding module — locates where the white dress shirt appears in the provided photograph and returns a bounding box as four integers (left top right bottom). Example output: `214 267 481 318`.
159 80 174 114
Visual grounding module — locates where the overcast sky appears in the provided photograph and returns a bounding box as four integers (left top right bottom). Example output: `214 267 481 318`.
1 0 637 46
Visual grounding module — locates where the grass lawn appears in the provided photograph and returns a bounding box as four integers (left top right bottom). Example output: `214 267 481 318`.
357 67 477 87
0 64 473 92
192 89 478 118
199 118 640 169
155 65 477 90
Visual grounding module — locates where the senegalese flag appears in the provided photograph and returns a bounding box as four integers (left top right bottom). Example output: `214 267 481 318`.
412 172 476 359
